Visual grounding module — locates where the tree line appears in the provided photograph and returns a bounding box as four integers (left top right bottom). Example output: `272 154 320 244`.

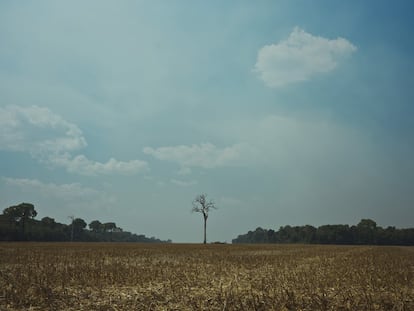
0 203 171 243
232 219 414 245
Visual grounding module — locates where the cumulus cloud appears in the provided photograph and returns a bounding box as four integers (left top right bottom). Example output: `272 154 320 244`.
0 105 86 155
143 142 250 169
254 27 357 88
0 105 148 175
142 115 371 181
49 154 149 176
3 177 101 199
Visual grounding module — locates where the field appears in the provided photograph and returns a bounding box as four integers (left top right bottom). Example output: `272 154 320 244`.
0 243 413 310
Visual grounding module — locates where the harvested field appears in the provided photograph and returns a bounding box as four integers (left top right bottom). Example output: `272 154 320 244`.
0 243 413 310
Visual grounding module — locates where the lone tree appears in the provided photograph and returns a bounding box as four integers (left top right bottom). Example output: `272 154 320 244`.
192 194 217 244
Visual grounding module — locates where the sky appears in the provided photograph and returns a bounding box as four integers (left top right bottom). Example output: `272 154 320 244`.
1 1 414 243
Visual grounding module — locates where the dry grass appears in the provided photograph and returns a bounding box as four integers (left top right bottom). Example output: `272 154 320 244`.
0 243 412 310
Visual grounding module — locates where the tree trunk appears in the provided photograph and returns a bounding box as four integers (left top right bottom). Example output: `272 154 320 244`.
203 217 207 244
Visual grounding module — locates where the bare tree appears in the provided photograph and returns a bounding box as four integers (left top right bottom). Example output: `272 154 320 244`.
192 194 217 244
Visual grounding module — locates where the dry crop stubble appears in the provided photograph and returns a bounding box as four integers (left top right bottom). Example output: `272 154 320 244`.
0 243 413 310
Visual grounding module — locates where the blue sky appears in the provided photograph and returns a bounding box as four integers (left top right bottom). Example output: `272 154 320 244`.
1 1 413 242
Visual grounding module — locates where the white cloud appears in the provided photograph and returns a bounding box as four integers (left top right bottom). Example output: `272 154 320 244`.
0 105 86 154
142 115 371 181
0 105 148 175
49 154 149 176
254 27 357 88
170 179 198 187
143 142 250 169
3 177 101 200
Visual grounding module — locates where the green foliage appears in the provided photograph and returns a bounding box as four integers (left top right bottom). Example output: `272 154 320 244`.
0 203 171 243
89 220 102 232
232 219 414 245
103 222 117 232
41 217 56 228
2 203 37 239
3 203 37 222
